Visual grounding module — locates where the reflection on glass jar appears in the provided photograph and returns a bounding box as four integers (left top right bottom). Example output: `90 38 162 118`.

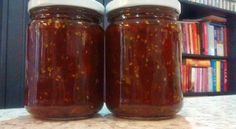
106 1 183 119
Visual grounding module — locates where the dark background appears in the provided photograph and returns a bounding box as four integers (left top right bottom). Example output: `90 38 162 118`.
0 0 28 108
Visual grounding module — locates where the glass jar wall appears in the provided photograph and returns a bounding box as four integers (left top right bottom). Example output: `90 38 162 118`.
106 4 183 119
25 3 104 120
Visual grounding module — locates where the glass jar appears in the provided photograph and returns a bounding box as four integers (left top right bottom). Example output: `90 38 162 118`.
25 0 104 120
106 0 183 119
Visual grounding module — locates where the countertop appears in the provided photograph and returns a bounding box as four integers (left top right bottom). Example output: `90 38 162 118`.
0 95 236 129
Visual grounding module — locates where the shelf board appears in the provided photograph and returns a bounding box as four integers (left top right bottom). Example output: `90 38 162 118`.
184 92 236 97
182 54 228 60
179 0 236 16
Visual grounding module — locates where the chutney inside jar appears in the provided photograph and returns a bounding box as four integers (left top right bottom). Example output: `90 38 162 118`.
106 6 183 119
25 6 104 120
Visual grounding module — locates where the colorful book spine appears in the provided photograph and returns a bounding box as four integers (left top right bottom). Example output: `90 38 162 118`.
204 68 209 92
208 24 215 55
182 24 187 54
214 25 218 55
223 60 228 92
199 68 203 92
181 17 228 57
197 23 202 54
211 60 217 92
185 59 211 67
196 68 200 92
208 67 213 92
193 23 199 54
191 68 197 92
221 60 224 92
216 61 221 92
224 27 228 56
182 59 228 93
202 68 206 92
185 24 190 54
189 24 194 54
187 66 191 92
203 23 208 55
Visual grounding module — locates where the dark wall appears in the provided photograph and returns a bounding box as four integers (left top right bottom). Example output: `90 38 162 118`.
0 0 5 109
0 0 8 109
5 0 28 108
228 16 236 93
0 0 28 108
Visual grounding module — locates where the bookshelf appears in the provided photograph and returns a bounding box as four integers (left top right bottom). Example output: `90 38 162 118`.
179 0 236 96
182 54 228 60
184 92 236 97
180 0 236 15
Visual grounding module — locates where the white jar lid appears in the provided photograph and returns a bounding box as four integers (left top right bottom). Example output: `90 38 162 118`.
106 0 181 14
28 0 105 14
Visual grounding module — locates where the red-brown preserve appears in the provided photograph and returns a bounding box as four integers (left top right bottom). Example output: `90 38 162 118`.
25 0 104 120
106 0 183 119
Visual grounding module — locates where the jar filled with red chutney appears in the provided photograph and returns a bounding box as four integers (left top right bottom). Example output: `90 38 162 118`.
106 0 183 119
25 0 104 120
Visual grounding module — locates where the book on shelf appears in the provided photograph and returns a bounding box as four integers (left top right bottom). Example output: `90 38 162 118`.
182 0 236 12
181 59 228 93
180 15 228 57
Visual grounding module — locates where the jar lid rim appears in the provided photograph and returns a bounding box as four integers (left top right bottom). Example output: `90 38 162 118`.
28 0 105 14
106 0 181 14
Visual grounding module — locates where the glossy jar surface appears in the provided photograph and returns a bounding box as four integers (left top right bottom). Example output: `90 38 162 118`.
25 6 104 120
106 6 183 119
